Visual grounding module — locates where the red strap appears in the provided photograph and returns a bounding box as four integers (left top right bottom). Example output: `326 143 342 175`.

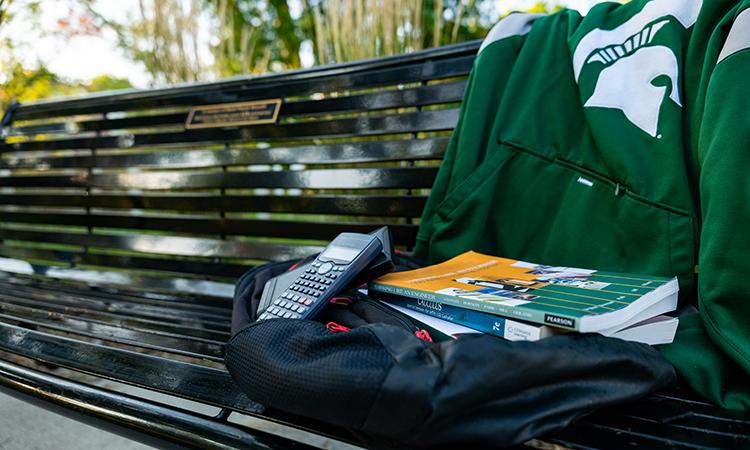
329 296 353 306
414 329 433 343
287 261 301 272
326 322 351 333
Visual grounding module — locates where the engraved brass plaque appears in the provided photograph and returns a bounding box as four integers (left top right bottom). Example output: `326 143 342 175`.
185 99 282 129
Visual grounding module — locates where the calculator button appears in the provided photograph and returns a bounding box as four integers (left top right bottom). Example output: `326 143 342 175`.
291 294 299 301
330 273 338 279
283 311 292 319
303 298 313 306
317 262 333 274
274 298 283 305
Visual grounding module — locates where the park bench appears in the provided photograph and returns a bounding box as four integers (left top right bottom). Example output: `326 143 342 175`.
1 40 749 449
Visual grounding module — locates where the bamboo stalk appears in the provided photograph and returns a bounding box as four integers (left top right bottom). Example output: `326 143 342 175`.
433 0 443 47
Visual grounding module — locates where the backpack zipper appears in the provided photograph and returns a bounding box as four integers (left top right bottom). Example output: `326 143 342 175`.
355 293 420 333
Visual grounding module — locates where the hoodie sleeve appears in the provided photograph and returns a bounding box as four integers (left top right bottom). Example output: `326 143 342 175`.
660 4 750 410
413 13 542 263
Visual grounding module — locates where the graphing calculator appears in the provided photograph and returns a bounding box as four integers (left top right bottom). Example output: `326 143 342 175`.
257 227 389 321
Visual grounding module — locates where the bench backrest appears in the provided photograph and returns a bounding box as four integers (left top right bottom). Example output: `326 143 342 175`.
0 41 480 297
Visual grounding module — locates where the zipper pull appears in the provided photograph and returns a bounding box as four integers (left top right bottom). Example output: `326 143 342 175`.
326 322 351 333
329 296 353 306
414 329 433 343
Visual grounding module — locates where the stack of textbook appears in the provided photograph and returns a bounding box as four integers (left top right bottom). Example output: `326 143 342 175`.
367 251 680 345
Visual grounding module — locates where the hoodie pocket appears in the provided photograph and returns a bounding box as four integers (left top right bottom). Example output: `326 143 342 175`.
435 147 517 220
427 142 695 295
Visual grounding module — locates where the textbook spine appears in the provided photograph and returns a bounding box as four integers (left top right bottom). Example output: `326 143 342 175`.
369 282 581 331
381 295 553 341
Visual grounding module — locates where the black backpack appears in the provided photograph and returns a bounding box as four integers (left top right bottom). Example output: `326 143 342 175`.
225 257 675 449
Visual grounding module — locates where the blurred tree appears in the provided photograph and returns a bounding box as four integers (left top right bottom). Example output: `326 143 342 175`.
0 0 12 27
22 0 576 89
207 0 488 73
78 0 206 84
0 64 74 108
72 0 495 81
211 0 303 76
0 1 133 110
87 74 134 92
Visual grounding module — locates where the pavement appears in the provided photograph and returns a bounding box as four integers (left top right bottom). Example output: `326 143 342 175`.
0 391 152 450
0 376 362 450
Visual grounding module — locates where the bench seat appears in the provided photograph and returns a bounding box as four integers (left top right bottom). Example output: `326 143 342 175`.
1 41 749 449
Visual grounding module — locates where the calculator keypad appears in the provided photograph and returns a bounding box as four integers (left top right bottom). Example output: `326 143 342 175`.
258 262 346 320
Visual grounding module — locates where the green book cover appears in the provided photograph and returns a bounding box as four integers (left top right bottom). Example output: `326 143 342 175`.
368 251 678 332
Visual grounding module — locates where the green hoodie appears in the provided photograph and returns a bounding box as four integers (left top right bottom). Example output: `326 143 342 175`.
414 0 750 410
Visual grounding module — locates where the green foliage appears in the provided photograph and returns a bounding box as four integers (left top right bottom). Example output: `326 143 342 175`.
87 74 134 92
1 64 69 109
211 0 303 76
0 63 135 110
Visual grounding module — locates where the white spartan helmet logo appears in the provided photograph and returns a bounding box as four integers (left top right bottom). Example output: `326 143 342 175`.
572 0 703 137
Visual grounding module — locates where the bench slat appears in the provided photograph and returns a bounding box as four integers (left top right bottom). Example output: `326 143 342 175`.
2 138 448 170
1 277 230 317
38 81 464 135
0 261 235 297
0 245 251 278
10 46 477 120
4 275 233 308
0 211 418 244
0 229 322 260
2 109 458 153
0 321 255 410
0 283 230 330
0 193 429 216
0 167 438 191
0 292 230 341
0 302 225 361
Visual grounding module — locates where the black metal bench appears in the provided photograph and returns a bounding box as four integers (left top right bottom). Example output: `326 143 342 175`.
1 41 748 449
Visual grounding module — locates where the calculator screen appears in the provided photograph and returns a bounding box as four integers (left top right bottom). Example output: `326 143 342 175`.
320 245 360 262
